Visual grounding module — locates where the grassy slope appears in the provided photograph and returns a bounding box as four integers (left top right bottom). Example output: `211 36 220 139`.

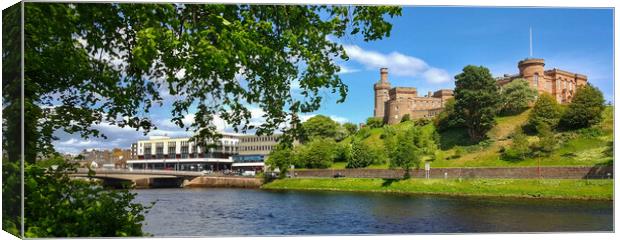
330 106 613 169
263 178 613 200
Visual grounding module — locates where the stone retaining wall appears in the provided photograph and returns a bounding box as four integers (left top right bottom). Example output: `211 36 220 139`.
184 176 263 188
294 166 613 179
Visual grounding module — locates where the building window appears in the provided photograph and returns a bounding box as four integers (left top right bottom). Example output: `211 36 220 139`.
533 74 539 87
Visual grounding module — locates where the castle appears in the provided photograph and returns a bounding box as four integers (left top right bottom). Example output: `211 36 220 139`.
374 58 588 124
496 58 587 104
373 68 453 124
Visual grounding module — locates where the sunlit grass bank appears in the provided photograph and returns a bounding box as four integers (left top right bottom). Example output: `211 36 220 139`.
262 178 613 200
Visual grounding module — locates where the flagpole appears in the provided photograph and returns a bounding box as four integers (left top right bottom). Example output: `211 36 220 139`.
529 27 533 57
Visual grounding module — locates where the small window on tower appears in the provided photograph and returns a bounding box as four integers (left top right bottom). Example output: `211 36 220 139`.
533 74 539 87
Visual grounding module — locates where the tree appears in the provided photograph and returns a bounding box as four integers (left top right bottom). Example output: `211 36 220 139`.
499 78 537 115
3 3 402 237
388 126 437 178
433 98 463 131
400 114 411 123
300 115 340 141
8 3 401 164
346 139 375 168
24 161 150 237
342 122 359 136
527 93 563 131
502 127 529 161
295 138 337 168
559 84 606 130
266 144 294 178
453 65 501 141
333 141 352 162
530 123 556 157
365 117 384 128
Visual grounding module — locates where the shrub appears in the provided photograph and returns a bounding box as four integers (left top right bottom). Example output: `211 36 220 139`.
527 93 563 131
342 122 359 136
453 146 465 159
400 114 411 123
333 142 352 162
502 127 530 160
365 117 384 128
559 84 605 130
414 118 431 126
530 123 556 157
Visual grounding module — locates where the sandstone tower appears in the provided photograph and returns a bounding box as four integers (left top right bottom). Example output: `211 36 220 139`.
517 58 546 93
497 58 587 103
373 68 391 119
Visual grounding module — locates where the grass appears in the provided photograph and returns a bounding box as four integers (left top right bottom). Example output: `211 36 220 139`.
262 178 613 200
329 106 613 169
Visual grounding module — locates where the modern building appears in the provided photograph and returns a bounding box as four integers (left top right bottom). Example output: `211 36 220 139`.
232 134 282 172
127 134 240 171
130 143 138 160
374 68 454 124
496 58 588 104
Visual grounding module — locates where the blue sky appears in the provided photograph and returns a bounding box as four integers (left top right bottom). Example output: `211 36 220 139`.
54 6 614 154
323 6 614 124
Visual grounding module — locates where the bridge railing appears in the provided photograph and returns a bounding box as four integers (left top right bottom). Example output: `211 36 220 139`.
75 168 204 177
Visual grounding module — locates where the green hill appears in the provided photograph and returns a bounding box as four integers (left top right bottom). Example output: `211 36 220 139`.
334 106 613 169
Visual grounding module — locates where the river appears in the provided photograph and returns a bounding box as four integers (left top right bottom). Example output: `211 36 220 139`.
133 188 613 236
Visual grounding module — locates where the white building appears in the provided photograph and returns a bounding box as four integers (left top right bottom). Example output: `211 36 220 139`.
127 133 242 171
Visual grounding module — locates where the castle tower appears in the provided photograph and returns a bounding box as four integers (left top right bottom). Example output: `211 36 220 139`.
374 68 391 119
518 58 546 93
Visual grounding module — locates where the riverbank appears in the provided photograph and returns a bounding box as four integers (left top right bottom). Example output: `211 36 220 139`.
262 178 613 200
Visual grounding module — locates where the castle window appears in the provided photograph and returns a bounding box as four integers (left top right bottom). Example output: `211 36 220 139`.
533 74 539 87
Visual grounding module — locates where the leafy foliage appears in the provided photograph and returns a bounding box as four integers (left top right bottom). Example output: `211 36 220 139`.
499 78 537 115
559 84 605 130
266 144 294 178
300 115 341 142
433 98 464 131
502 127 530 161
4 160 150 237
365 117 384 128
527 93 563 131
342 122 359 136
400 114 411 123
346 139 376 168
453 65 500 141
530 123 556 157
294 138 337 168
386 126 438 178
10 3 402 164
3 4 401 237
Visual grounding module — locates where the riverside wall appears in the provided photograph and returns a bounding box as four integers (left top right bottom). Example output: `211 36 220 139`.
293 166 613 179
183 176 263 188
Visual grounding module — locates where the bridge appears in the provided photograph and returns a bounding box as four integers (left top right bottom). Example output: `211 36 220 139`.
70 168 206 188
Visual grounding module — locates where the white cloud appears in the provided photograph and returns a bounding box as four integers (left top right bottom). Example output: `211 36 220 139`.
343 44 451 83
338 65 359 74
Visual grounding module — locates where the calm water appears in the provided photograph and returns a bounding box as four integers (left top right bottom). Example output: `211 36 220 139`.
133 188 613 236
